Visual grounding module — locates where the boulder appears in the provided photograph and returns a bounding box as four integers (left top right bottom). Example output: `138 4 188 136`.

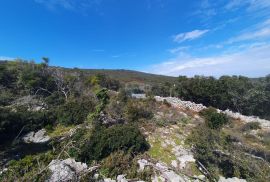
22 129 50 143
47 158 88 182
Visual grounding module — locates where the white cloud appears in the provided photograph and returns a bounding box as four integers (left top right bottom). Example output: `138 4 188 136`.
227 28 270 44
148 44 270 77
225 0 246 10
0 56 15 60
173 30 209 43
225 0 270 13
168 46 189 54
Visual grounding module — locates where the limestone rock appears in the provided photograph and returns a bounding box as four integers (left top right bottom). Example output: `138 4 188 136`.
219 176 247 182
22 129 50 143
117 174 128 182
137 159 149 171
47 158 88 182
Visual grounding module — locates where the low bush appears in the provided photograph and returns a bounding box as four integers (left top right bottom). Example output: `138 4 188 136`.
100 151 133 178
241 122 261 132
200 107 229 130
0 152 53 181
79 124 149 162
187 124 270 181
56 98 95 125
125 101 153 122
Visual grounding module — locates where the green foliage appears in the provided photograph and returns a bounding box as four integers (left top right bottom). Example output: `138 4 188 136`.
151 82 173 97
187 124 270 180
79 124 149 162
56 97 95 125
18 62 56 95
0 152 53 181
124 100 153 122
100 151 153 180
241 122 261 132
200 107 229 130
0 62 17 88
87 88 110 124
85 73 121 91
174 75 270 120
100 150 133 178
0 107 55 144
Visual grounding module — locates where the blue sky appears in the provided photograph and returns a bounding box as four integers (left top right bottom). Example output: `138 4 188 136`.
1 0 270 77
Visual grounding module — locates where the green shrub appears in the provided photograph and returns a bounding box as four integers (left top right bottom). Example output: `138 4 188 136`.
200 107 229 130
125 101 153 122
79 124 149 162
0 152 53 181
100 151 153 180
100 150 133 178
57 98 95 125
241 122 261 132
187 124 270 181
0 107 55 144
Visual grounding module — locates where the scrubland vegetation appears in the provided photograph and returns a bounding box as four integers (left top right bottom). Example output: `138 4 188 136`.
0 59 270 181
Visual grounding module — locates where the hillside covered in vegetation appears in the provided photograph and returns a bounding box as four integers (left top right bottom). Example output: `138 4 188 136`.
0 59 270 182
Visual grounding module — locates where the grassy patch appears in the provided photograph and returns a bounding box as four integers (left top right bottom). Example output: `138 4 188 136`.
47 124 74 138
148 137 177 165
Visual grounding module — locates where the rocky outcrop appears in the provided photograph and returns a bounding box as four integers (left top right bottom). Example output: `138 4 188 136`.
137 159 191 182
132 94 146 99
12 95 47 111
47 158 88 182
219 176 247 182
221 109 270 129
22 129 50 143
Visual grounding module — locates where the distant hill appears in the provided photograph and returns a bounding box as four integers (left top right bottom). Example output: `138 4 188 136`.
0 60 177 85
78 69 177 85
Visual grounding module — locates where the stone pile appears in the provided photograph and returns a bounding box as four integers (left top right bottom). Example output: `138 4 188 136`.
154 96 270 129
221 109 270 129
155 96 206 112
219 176 246 182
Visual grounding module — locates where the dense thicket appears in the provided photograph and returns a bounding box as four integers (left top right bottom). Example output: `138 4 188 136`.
152 75 270 119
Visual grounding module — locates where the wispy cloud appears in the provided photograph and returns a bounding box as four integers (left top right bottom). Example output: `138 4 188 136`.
34 0 103 13
148 44 270 77
0 56 15 60
227 28 270 44
224 0 270 15
173 30 209 43
168 46 190 54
